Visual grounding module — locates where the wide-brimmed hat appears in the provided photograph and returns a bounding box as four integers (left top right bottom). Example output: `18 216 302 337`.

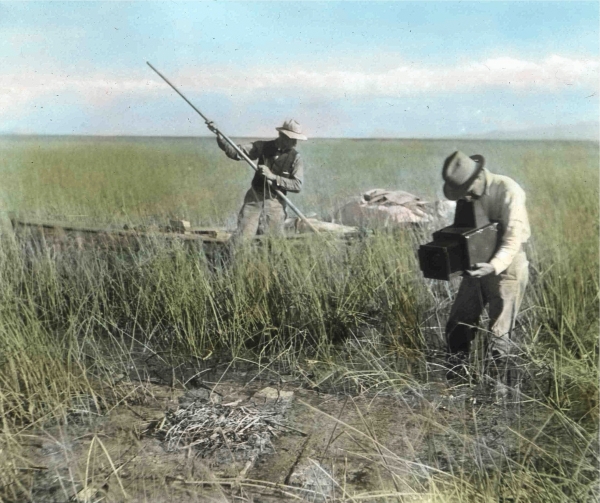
442 151 485 200
276 119 307 141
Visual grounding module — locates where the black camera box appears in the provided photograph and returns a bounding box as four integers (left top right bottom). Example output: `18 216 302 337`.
418 200 499 281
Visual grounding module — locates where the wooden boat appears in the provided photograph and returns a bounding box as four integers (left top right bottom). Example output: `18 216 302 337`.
9 215 364 254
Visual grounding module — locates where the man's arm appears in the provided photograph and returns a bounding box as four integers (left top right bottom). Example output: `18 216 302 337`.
216 134 260 161
489 186 529 275
272 154 304 193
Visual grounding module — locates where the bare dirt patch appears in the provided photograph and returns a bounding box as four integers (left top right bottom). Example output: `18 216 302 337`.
15 363 590 503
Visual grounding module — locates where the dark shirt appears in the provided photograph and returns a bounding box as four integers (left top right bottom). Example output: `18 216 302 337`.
217 136 303 198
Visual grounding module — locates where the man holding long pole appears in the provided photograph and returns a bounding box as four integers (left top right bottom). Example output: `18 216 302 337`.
146 62 318 238
208 119 307 240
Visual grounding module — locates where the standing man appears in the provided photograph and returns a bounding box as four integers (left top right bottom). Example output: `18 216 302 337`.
441 151 530 396
209 119 307 240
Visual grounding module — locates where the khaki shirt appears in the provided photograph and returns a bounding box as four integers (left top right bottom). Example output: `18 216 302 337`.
477 169 531 274
217 136 303 197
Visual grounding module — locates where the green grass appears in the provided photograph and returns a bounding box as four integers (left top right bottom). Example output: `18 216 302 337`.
0 135 597 501
3 136 596 225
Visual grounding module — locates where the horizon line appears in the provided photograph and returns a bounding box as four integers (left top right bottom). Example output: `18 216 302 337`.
0 133 597 143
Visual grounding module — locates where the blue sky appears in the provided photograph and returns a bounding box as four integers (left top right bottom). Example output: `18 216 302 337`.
1 1 598 137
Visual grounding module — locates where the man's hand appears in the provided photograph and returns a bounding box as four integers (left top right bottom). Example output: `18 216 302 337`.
206 121 219 134
466 263 495 278
257 164 277 181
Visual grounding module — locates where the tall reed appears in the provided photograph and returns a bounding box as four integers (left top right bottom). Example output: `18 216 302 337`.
0 137 596 500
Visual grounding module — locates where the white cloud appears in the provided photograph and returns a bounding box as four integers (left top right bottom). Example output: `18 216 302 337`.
0 71 165 116
1 55 598 119
176 54 599 96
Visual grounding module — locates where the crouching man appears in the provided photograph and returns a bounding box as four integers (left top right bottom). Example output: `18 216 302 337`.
208 119 307 241
441 151 530 397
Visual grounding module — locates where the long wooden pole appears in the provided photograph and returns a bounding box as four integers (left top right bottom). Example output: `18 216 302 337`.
146 62 319 234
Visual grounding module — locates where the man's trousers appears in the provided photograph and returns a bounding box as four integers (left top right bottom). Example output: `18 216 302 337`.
445 250 529 360
234 188 286 241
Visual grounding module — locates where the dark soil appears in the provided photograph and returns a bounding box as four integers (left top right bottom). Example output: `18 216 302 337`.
13 359 594 503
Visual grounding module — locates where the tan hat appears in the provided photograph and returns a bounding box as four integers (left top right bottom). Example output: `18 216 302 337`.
442 151 485 200
276 119 307 141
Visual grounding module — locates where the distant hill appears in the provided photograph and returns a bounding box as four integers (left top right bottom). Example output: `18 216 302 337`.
467 121 599 142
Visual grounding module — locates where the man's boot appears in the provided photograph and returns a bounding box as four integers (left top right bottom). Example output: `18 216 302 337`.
489 352 516 402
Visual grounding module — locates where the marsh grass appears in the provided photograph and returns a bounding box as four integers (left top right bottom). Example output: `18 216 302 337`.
0 136 597 501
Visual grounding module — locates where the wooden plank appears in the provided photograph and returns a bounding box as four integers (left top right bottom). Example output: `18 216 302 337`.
10 218 366 251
